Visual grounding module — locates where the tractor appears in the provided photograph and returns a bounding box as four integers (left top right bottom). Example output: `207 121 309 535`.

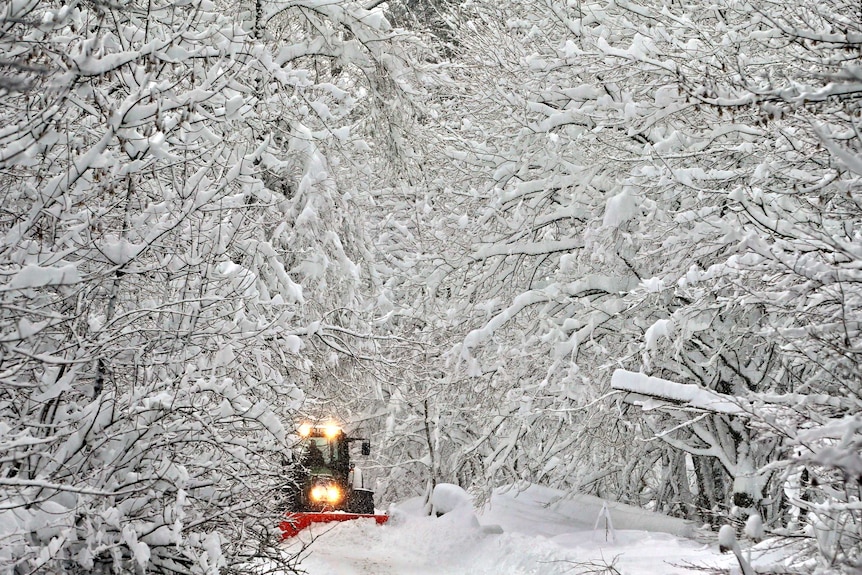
280 422 388 538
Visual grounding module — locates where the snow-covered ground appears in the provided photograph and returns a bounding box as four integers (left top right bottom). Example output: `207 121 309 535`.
279 484 744 575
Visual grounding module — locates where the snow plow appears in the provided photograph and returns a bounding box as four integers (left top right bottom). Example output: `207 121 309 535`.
279 512 389 538
280 422 388 539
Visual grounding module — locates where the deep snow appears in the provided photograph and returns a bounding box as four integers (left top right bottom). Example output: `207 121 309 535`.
278 484 747 575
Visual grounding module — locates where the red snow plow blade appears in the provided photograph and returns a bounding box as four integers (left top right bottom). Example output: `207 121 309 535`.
279 512 389 539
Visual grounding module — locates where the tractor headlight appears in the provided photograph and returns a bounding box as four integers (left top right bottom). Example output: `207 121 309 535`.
323 422 341 439
310 483 342 504
310 485 327 502
298 423 313 437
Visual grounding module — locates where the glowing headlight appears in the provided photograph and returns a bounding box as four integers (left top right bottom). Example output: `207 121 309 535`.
310 483 342 503
298 423 312 437
323 422 341 439
310 485 327 502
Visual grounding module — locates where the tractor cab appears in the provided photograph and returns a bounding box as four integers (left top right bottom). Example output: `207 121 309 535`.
300 427 348 475
289 422 375 515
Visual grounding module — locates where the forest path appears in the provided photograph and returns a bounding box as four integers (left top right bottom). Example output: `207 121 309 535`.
278 485 735 575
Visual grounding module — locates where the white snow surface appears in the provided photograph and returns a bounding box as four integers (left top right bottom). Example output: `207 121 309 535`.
276 484 742 575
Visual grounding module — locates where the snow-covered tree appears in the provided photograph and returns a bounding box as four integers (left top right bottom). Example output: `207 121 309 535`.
0 0 430 571
0 0 306 569
408 3 861 571
676 1 862 568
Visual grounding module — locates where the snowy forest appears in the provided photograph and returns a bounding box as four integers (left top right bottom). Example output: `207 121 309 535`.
0 0 860 572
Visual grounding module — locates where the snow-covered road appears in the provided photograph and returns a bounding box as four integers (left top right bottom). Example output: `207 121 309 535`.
279 485 739 575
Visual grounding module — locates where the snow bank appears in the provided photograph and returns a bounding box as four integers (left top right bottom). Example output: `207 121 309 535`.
275 483 733 575
430 483 472 516
481 484 696 539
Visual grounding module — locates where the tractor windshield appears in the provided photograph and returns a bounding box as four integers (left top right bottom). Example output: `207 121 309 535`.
301 437 340 469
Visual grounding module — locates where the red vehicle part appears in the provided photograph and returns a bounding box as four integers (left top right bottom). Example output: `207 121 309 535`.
279 512 389 539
